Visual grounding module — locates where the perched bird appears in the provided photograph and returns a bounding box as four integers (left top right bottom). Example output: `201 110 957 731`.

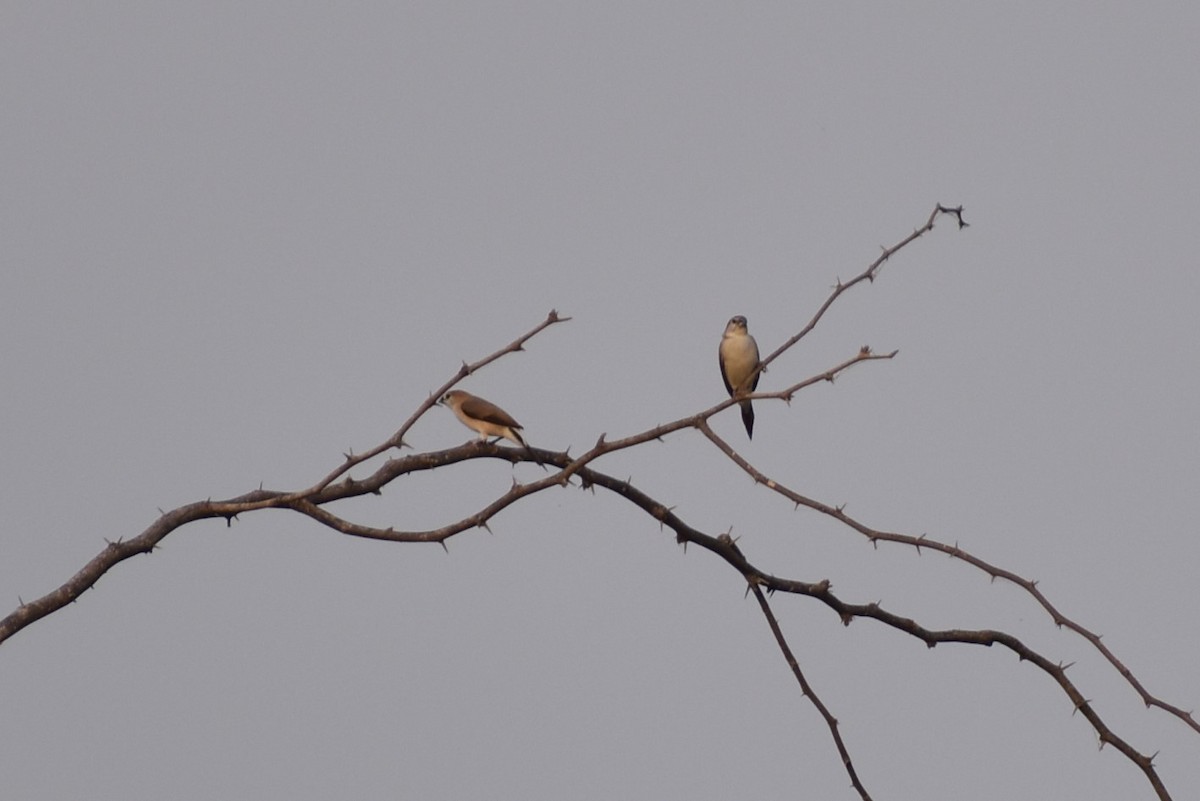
440 389 528 447
718 315 761 439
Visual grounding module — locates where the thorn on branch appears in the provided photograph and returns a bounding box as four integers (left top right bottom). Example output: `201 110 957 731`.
439 540 449 554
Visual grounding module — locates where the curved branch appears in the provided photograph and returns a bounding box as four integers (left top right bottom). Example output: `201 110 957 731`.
563 461 1172 801
0 309 571 646
698 420 1200 738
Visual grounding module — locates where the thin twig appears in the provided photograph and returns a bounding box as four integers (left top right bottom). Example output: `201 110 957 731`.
754 204 966 380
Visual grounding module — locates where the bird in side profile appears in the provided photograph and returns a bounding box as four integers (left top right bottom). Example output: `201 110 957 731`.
718 315 761 439
439 389 528 447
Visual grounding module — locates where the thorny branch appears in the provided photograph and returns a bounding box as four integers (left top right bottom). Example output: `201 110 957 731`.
2 204 1190 801
744 569 873 801
699 421 1200 738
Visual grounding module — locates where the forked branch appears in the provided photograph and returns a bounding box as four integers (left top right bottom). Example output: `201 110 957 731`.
3 205 1188 801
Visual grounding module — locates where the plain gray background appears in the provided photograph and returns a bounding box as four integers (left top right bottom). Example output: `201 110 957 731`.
3 4 1197 799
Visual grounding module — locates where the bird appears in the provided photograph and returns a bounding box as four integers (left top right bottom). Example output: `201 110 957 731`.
439 389 528 447
718 315 761 439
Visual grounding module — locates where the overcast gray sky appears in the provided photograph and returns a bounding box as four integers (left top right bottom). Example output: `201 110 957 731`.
3 4 1198 799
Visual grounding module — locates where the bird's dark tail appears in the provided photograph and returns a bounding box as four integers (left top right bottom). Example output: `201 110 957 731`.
740 400 755 439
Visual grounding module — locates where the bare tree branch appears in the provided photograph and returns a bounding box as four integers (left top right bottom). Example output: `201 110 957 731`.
753 203 965 384
0 313 571 642
3 204 1189 801
744 569 874 801
559 460 1172 801
698 420 1200 738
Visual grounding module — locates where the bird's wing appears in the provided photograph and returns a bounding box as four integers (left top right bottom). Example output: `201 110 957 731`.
747 338 762 393
719 346 735 397
460 395 523 430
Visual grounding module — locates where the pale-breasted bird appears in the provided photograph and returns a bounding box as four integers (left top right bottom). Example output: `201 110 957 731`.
718 315 761 439
440 389 528 447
